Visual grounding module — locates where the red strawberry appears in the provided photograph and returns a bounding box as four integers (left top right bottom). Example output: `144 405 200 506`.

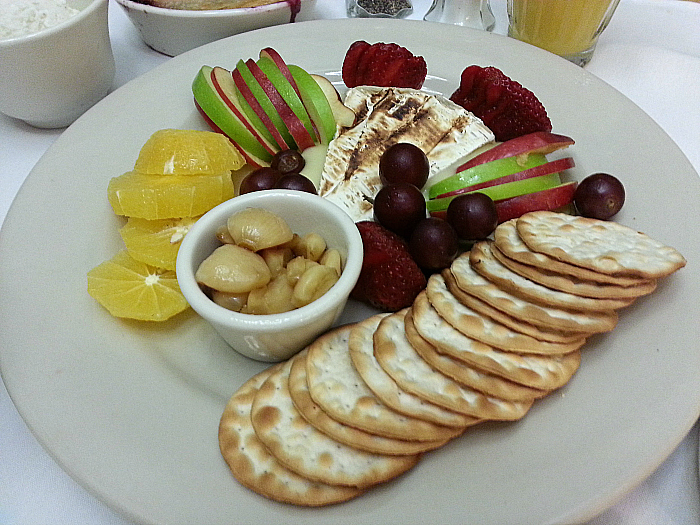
342 41 427 90
352 221 427 312
450 65 552 142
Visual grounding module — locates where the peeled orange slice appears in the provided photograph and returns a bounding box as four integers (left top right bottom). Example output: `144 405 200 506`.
120 216 198 270
87 250 189 321
133 129 245 175
107 171 234 219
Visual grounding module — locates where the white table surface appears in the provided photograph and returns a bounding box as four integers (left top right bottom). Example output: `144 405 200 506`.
1 0 699 523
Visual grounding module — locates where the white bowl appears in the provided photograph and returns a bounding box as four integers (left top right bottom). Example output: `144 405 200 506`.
0 0 115 128
115 0 316 56
176 189 363 362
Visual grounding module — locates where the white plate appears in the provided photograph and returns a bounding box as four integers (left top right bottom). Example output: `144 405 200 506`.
1 18 699 525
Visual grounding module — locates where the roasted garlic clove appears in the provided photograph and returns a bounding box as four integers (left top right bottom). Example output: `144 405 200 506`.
260 246 295 278
292 232 327 262
210 290 248 312
226 208 293 252
244 274 295 315
215 224 235 244
292 264 339 308
285 256 319 286
195 244 271 294
319 248 342 276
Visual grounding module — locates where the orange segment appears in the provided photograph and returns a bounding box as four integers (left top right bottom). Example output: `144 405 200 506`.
133 129 245 175
119 216 198 271
87 250 189 321
107 171 234 219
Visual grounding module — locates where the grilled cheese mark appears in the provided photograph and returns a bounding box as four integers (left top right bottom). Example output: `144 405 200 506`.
318 86 495 221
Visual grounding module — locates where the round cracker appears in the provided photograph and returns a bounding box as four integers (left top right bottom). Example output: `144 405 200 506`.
305 324 463 442
251 356 420 489
443 268 588 342
490 242 658 299
450 252 617 334
289 349 449 455
494 218 649 286
404 308 547 401
516 211 686 279
218 363 363 506
427 272 586 355
349 314 476 428
470 241 634 312
411 291 581 390
373 309 533 420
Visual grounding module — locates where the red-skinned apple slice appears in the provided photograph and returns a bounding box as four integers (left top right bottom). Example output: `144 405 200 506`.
231 65 288 151
430 182 577 223
259 47 302 96
256 56 318 142
435 157 575 199
245 58 316 151
428 153 548 199
459 131 575 171
427 170 562 213
192 66 273 165
493 181 577 223
235 59 297 149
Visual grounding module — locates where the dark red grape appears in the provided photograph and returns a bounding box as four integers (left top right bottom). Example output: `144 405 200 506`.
379 143 430 189
408 217 460 271
574 173 625 220
373 182 426 238
239 167 282 194
275 173 317 194
270 149 305 175
446 192 498 240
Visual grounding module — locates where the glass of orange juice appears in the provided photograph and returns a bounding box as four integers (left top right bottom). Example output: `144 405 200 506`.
507 0 621 66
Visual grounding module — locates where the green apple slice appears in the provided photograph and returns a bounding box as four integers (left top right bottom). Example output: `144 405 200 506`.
245 59 316 151
234 59 296 148
286 65 338 144
256 56 318 142
435 157 574 199
428 153 548 199
230 66 287 151
310 74 356 128
192 66 273 165
426 172 562 212
260 47 300 92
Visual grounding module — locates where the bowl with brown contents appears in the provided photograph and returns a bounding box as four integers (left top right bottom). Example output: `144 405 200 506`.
114 0 315 56
176 189 362 362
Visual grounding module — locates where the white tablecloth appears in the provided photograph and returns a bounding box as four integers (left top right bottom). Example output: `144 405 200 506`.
1 0 699 523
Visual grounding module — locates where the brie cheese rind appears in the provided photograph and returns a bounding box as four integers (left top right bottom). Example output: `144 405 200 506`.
319 86 495 222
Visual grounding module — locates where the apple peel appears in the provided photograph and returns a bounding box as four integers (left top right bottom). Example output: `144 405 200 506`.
461 132 574 171
245 59 316 151
494 182 578 223
435 157 575 200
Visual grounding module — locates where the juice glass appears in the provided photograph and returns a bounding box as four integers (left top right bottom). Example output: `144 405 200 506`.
507 0 621 66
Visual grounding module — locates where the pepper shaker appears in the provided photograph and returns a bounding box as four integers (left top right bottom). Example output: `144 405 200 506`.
423 0 495 31
346 0 413 18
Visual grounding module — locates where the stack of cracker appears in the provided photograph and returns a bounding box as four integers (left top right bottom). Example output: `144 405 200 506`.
218 211 686 506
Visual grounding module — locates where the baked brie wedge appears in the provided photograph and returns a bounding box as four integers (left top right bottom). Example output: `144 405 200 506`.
318 86 495 222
